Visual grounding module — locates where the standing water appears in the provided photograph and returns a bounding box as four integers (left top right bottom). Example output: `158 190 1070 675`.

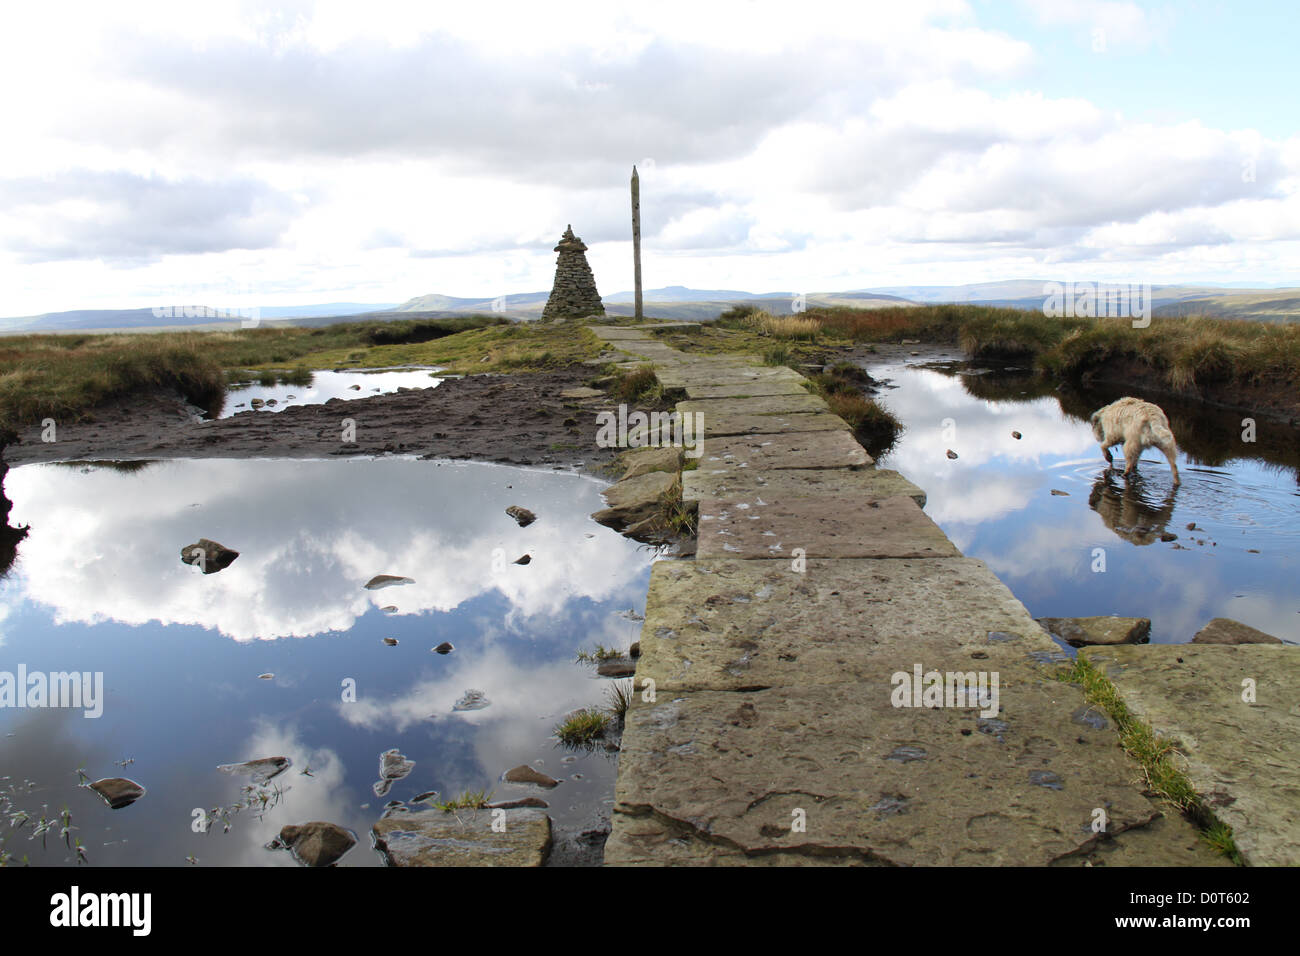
864 356 1300 647
0 457 653 866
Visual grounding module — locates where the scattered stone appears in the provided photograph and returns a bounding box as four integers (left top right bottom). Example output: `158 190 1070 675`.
364 574 414 590
1050 489 1069 496
597 659 637 678
485 797 549 810
372 808 552 866
180 538 239 574
350 384 361 390
250 398 265 408
1192 617 1283 645
513 554 531 565
946 449 958 459
560 387 604 400
503 765 559 788
1186 522 1197 530
591 470 678 532
433 642 454 655
506 506 537 527
621 445 682 480
453 689 489 711
1037 616 1151 647
1012 431 1022 440
373 749 416 798
270 822 357 867
383 637 399 646
380 605 398 613
257 673 274 680
265 399 277 407
88 777 146 809
217 756 291 783
1160 533 1178 542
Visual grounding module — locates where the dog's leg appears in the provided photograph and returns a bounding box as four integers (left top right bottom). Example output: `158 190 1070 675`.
1100 443 1113 465
1122 443 1141 478
1159 441 1180 486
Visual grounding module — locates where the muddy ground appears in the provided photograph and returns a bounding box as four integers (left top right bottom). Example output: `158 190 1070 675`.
4 366 628 475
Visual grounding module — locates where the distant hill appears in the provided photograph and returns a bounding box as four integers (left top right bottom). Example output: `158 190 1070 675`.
0 302 397 334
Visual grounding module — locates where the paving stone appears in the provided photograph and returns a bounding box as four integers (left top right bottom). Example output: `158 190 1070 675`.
683 466 925 507
1038 617 1152 647
635 557 1058 692
696 494 954 560
679 395 828 420
685 381 812 399
1079 643 1300 866
697 410 849 438
605 683 1171 867
699 430 871 474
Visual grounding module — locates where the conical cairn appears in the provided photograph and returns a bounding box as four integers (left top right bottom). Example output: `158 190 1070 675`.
541 225 605 320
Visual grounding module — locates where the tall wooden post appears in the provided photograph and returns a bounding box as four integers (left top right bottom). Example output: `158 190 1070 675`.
631 165 643 321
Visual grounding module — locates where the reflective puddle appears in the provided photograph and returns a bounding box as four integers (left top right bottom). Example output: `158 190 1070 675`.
221 368 444 417
866 358 1300 647
0 457 653 866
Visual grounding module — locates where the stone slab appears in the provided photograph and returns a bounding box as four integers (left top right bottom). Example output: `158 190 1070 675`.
699 410 849 438
696 494 955 560
636 557 1061 692
680 394 828 419
699 430 871 474
658 367 809 389
372 808 552 866
685 381 812 399
1079 644 1300 866
605 683 1172 867
683 466 926 508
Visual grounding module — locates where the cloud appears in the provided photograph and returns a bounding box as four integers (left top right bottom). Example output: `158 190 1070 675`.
0 170 298 264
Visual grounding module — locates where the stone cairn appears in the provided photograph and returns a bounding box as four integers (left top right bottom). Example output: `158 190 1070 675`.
541 225 605 320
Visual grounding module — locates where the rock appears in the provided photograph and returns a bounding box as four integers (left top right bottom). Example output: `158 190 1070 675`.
272 822 357 867
453 688 489 711
373 748 415 797
513 554 531 565
503 765 559 788
383 637 399 646
1012 431 1022 439
1160 532 1178 542
486 797 549 810
350 384 361 390
560 387 604 400
1037 616 1151 647
372 808 552 866
88 777 146 809
380 605 398 613
364 574 414 590
217 756 291 784
1050 489 1069 496
250 398 265 408
946 449 958 459
621 446 682 480
629 641 640 658
257 673 274 680
597 659 637 678
433 642 454 655
506 505 537 527
591 471 678 531
1191 618 1283 645
181 538 239 574
265 399 277 407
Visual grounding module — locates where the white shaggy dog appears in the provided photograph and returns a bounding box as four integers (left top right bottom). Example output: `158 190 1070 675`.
1089 397 1181 486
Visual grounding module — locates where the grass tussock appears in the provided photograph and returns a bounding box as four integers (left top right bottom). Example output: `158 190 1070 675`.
607 365 665 406
554 707 612 747
1054 656 1241 864
804 362 904 454
429 788 492 812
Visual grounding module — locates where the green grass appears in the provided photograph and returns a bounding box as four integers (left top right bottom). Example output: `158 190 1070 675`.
575 645 623 664
606 365 665 406
1054 656 1241 863
605 679 634 724
554 708 612 747
0 316 599 432
429 788 493 812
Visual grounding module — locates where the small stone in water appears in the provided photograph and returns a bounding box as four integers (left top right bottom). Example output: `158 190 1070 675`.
946 449 958 460
88 777 146 809
258 673 274 680
1012 431 1022 439
383 638 398 646
1050 489 1069 496
364 574 414 590
453 688 489 711
514 554 531 565
502 765 559 788
433 642 454 655
506 505 537 527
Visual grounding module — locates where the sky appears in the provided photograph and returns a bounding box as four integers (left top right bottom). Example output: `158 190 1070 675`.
0 0 1296 316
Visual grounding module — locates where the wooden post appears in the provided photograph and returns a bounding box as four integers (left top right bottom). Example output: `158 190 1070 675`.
631 165 643 321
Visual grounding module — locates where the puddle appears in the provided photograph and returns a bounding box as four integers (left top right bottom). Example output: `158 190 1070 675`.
0 457 654 866
866 359 1300 646
221 368 444 418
